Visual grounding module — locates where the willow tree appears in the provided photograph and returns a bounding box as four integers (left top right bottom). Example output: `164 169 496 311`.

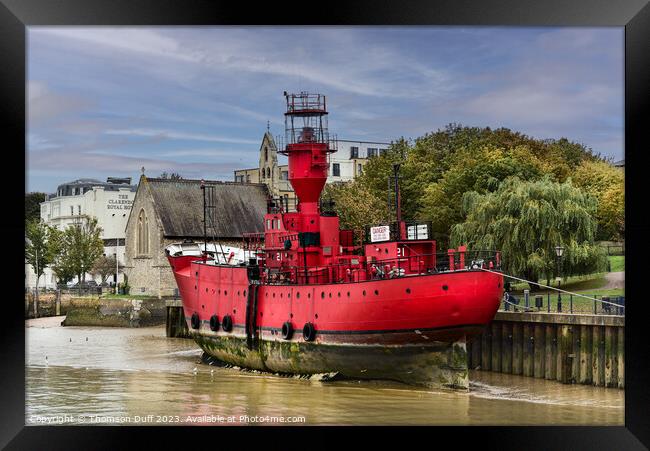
450 177 607 289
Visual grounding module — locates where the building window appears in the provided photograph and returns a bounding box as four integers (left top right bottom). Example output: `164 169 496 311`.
367 148 378 158
77 205 81 215
358 163 363 175
261 169 264 179
350 146 359 159
265 147 268 162
281 171 288 180
137 209 149 256
246 174 251 183
267 167 271 178
332 163 340 177
380 148 387 156
70 206 74 216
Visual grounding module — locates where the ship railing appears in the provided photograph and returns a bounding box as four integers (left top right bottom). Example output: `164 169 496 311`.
260 250 502 286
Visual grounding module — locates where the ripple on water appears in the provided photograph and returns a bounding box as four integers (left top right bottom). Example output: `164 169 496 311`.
25 324 624 425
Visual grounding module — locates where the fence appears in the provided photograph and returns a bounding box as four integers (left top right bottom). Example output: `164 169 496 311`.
501 291 624 316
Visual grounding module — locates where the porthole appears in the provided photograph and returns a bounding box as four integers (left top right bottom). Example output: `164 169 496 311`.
233 309 236 314
406 288 411 294
347 292 350 297
329 293 332 298
243 290 247 296
321 292 325 299
273 293 276 298
205 288 208 292
266 292 268 297
288 293 291 298
194 285 197 290
338 292 341 297
363 290 366 296
374 290 379 296
315 314 319 319
224 290 228 295
442 285 448 291
290 313 293 318
297 292 300 299
280 293 283 298
237 290 240 296
308 293 311 298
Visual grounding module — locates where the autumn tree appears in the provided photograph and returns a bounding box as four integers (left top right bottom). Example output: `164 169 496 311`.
159 172 183 180
571 160 625 241
450 177 607 290
91 255 119 285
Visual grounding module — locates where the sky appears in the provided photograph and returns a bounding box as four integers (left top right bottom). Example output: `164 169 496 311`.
27 26 624 193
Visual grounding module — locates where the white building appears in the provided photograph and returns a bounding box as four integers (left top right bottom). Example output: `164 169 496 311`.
327 139 391 183
26 177 137 289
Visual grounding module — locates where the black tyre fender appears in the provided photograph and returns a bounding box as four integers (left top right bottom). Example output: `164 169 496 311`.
191 312 200 329
222 315 233 332
302 322 316 342
209 315 220 331
281 321 293 340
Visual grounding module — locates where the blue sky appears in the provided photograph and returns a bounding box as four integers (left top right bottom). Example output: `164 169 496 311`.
27 27 623 193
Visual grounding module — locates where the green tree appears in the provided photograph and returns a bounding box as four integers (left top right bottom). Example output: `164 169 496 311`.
25 192 46 223
450 177 607 290
25 220 57 316
59 218 105 286
48 226 76 285
351 125 600 248
322 181 389 246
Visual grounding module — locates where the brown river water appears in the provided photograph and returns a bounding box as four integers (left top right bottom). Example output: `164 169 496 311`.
25 316 624 426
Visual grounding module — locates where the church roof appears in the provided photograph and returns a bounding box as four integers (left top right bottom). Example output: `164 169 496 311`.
144 177 269 238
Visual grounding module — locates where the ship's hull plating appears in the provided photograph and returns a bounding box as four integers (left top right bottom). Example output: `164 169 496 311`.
168 256 502 388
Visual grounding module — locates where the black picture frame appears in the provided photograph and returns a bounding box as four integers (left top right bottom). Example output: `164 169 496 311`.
3 0 648 448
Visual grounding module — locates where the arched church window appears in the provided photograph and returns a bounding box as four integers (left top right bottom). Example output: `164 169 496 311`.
137 209 149 255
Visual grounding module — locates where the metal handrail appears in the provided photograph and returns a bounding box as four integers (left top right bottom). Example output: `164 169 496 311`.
258 250 502 286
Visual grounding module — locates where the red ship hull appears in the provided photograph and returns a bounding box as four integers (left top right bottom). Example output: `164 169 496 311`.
168 254 503 388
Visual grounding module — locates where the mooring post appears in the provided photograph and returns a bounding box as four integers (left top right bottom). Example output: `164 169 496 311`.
55 289 61 316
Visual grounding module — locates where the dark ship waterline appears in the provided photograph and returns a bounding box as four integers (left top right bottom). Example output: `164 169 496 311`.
166 92 503 389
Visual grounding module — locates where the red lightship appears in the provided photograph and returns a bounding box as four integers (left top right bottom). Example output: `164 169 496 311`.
166 93 503 388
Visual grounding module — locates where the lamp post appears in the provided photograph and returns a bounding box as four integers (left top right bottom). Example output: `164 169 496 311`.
555 245 564 312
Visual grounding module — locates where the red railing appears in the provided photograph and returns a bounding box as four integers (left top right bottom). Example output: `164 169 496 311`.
259 250 501 286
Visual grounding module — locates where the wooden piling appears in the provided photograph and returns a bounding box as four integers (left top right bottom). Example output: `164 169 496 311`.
491 322 502 373
512 322 523 375
533 323 545 378
481 325 492 371
571 325 580 382
559 325 573 384
556 325 563 382
544 324 555 380
617 327 625 388
604 326 616 387
470 335 481 370
523 323 534 377
592 326 603 386
579 325 592 384
501 322 513 374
